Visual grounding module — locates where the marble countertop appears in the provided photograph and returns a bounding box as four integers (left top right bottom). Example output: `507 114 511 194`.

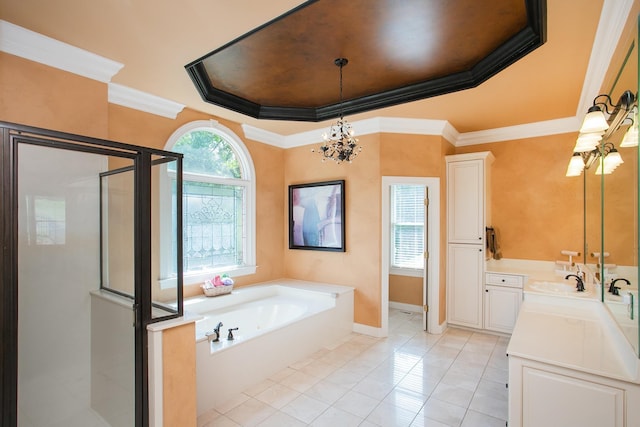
507 297 640 383
486 258 598 292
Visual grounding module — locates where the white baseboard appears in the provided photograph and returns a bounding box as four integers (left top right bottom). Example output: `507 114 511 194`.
352 322 385 337
389 301 422 313
430 320 447 335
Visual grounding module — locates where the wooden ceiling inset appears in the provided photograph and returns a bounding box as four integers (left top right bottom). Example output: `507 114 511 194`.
186 0 546 122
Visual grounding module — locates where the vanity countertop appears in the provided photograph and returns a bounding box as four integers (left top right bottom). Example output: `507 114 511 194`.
485 259 593 298
486 258 573 282
507 297 640 384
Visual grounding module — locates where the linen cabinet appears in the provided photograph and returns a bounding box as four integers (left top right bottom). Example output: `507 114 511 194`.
446 151 494 329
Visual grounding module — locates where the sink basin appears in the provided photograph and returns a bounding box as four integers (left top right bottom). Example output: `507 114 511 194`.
528 281 594 297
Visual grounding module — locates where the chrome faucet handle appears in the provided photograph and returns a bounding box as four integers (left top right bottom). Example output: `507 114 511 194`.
227 327 239 340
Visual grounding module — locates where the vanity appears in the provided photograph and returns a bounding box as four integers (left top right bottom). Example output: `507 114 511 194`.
507 280 640 427
503 5 640 425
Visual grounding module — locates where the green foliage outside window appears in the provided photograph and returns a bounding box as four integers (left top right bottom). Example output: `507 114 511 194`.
172 130 241 178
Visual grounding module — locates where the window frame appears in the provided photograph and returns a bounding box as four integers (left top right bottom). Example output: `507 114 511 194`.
389 184 426 278
159 120 256 288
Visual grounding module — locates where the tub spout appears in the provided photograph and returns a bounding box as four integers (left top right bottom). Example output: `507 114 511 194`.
205 322 224 343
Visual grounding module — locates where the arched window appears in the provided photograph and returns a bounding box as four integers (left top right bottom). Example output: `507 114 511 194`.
160 120 256 287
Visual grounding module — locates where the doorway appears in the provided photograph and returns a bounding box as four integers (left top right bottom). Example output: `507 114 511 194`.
381 176 441 337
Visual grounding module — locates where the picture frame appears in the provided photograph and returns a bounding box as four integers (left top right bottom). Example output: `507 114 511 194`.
289 180 345 252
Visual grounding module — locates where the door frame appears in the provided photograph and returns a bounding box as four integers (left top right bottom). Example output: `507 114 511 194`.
381 176 442 336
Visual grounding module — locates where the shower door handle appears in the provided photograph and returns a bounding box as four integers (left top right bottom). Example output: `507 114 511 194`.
133 303 139 327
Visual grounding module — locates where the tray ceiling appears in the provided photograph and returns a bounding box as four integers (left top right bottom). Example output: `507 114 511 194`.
186 0 546 122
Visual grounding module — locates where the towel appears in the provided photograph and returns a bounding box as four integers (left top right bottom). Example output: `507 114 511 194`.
486 226 502 260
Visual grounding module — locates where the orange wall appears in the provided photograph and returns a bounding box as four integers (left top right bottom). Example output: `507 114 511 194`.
456 134 584 261
284 134 382 326
284 133 450 327
0 52 108 138
162 323 197 426
389 274 422 305
454 133 635 267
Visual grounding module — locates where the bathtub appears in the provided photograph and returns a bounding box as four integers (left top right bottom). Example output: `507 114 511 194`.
186 279 354 415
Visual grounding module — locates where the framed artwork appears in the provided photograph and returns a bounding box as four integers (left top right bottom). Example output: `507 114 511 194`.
289 180 345 251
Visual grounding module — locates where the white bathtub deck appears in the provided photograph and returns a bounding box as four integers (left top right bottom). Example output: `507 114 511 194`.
193 279 354 415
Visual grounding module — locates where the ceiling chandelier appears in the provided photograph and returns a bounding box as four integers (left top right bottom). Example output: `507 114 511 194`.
313 58 362 164
566 90 637 177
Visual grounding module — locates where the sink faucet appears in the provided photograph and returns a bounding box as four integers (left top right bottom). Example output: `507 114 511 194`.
565 274 585 292
609 278 631 296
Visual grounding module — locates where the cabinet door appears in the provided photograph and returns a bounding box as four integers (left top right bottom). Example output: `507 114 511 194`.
447 244 483 328
484 285 522 333
522 367 624 427
447 160 484 243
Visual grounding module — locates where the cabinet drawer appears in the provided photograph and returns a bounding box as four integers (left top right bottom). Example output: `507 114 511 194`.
486 273 524 287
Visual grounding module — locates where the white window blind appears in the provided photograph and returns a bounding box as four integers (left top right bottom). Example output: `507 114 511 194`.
391 185 425 270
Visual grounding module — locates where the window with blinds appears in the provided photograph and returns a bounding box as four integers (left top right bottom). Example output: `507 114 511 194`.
391 184 425 271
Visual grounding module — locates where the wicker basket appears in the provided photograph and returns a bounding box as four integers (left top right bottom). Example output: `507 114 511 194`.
202 284 233 297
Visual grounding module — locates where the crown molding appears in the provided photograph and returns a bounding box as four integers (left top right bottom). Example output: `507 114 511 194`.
243 117 458 148
241 124 285 147
456 117 581 146
576 0 635 115
0 20 184 119
241 115 582 148
0 19 123 83
108 83 185 119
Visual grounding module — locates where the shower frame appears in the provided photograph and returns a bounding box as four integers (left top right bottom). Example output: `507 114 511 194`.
0 121 184 427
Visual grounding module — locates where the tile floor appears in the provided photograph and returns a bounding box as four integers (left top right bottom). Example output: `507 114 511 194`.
197 309 510 427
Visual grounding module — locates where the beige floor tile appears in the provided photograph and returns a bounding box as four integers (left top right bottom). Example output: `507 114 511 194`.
222 309 509 426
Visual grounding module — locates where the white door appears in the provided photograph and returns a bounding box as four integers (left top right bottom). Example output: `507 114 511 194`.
423 187 429 330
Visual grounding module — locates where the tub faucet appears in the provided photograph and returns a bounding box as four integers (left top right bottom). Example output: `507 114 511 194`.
565 274 585 292
609 278 631 296
205 322 224 343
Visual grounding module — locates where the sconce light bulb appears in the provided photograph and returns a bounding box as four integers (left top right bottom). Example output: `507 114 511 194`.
620 125 638 147
580 108 609 134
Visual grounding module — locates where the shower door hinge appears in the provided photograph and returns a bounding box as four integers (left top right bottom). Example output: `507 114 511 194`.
423 305 429 312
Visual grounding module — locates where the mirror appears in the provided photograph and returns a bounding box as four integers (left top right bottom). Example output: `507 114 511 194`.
602 28 639 355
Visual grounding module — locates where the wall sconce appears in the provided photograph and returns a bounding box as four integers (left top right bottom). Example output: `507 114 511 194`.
567 90 636 176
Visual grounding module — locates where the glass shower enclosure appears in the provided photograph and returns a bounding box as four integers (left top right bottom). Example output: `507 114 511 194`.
0 122 183 427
